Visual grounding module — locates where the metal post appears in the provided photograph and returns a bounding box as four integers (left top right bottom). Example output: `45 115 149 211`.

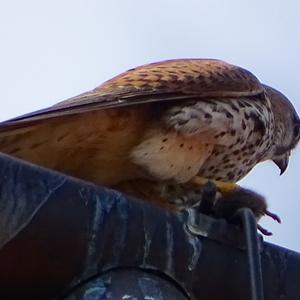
240 208 264 300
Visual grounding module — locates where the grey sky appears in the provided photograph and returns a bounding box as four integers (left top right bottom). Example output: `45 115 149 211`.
1 0 299 251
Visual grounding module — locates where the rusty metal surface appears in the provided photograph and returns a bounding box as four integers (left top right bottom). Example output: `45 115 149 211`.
0 153 299 300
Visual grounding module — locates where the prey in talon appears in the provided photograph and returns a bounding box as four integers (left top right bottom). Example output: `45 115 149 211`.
0 59 298 231
163 180 281 236
201 183 281 236
116 178 279 235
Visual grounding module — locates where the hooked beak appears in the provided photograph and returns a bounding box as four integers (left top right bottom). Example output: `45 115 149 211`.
272 152 290 175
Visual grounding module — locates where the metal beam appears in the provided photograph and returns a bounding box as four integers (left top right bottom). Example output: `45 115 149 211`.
0 153 299 299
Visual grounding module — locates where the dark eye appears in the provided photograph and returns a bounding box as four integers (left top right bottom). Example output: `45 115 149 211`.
294 124 300 139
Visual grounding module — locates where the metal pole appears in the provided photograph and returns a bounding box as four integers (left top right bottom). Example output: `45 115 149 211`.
240 208 264 300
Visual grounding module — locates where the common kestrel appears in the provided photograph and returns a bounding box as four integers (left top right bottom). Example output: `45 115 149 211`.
0 59 299 221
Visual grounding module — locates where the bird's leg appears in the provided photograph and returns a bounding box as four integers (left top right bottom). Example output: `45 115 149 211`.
190 175 239 193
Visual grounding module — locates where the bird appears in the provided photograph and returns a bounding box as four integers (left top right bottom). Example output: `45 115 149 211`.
0 59 299 223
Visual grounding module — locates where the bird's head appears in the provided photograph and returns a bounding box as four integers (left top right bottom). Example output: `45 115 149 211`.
264 85 300 175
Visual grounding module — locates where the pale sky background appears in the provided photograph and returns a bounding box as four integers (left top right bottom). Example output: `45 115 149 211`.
0 0 299 251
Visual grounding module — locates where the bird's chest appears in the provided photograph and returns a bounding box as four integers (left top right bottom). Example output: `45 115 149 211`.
199 98 274 182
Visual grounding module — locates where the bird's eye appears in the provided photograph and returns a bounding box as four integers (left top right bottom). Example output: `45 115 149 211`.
294 124 300 140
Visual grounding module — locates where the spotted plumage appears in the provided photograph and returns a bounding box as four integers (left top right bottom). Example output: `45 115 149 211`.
0 59 299 218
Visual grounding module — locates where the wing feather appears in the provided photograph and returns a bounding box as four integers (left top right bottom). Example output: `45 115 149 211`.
0 59 264 131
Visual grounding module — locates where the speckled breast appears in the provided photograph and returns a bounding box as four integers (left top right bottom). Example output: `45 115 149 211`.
199 95 275 182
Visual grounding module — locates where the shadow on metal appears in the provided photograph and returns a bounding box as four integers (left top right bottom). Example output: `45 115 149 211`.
0 153 299 300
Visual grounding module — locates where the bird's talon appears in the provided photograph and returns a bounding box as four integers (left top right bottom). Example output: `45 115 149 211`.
190 176 239 193
257 224 273 236
214 181 239 193
265 210 281 223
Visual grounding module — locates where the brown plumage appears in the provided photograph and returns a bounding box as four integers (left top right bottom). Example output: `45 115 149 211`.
0 59 299 221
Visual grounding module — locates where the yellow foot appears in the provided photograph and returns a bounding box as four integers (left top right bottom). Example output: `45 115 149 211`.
190 176 239 193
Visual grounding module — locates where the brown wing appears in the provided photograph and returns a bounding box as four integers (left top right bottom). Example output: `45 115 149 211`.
0 59 264 130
